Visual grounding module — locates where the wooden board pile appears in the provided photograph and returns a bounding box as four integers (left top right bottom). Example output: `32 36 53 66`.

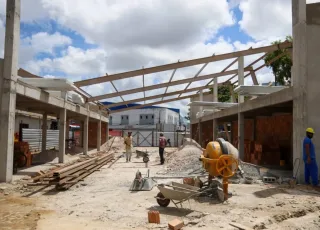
28 152 114 190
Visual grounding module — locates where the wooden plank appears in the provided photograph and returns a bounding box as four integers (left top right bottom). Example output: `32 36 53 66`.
74 41 292 87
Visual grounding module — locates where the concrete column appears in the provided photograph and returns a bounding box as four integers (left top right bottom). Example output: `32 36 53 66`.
97 119 101 151
0 0 20 182
199 90 203 114
238 56 245 160
199 90 203 146
238 113 245 160
213 77 218 102
106 122 109 141
213 77 218 140
292 0 307 183
238 56 245 103
83 104 89 155
83 117 89 154
41 113 48 153
58 108 66 163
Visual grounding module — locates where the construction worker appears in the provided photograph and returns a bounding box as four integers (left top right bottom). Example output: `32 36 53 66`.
159 133 167 165
124 132 133 162
303 128 318 186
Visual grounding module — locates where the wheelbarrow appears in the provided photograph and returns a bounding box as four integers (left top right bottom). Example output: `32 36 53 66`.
136 150 150 163
155 182 204 209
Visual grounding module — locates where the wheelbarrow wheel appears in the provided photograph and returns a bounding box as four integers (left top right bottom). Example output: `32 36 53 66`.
156 192 170 207
143 156 149 163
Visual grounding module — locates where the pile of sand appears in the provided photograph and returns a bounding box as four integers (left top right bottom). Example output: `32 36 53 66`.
158 138 204 175
101 136 125 153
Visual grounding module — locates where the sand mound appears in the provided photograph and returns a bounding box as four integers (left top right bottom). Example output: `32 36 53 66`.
158 139 203 175
179 138 202 150
101 136 125 153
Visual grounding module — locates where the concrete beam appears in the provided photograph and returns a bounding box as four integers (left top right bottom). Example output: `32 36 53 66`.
88 68 251 102
15 81 108 123
104 84 214 109
193 87 293 124
74 41 292 87
59 108 66 163
0 0 20 182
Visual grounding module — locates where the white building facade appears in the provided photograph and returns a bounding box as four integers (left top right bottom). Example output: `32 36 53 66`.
107 104 180 131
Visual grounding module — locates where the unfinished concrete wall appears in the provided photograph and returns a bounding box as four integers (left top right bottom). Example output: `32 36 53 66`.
88 121 107 148
292 1 320 182
306 3 320 165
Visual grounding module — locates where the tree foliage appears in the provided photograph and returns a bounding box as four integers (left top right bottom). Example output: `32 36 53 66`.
264 36 293 85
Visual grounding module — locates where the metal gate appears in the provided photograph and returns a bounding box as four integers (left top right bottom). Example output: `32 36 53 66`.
132 130 153 147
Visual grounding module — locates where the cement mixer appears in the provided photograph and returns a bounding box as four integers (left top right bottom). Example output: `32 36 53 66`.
200 138 241 201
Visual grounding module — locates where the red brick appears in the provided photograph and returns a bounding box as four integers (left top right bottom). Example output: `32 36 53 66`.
168 218 184 230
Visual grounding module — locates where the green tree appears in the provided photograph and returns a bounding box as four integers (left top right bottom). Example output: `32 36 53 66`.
209 85 231 102
264 36 293 85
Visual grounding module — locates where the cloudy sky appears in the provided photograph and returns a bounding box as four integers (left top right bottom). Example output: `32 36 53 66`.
0 0 319 117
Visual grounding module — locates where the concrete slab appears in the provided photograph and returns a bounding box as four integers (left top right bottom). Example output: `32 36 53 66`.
18 78 77 91
234 85 289 96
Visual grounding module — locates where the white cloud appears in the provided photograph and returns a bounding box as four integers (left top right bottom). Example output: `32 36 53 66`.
0 0 49 22
239 0 292 41
22 32 71 54
42 0 235 49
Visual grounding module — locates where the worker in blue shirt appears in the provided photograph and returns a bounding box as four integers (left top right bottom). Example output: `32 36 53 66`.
303 128 318 186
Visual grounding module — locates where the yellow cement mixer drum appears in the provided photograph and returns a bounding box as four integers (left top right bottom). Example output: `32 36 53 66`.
201 138 238 178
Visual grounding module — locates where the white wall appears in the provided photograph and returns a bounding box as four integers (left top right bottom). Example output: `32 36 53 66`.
109 108 180 127
15 114 52 133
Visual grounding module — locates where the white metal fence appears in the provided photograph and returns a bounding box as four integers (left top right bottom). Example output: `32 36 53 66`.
22 129 73 153
123 130 185 147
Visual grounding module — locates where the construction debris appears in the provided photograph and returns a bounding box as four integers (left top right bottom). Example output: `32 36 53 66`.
28 152 114 190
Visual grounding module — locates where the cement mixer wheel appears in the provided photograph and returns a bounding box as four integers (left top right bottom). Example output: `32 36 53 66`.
216 155 238 178
156 192 170 207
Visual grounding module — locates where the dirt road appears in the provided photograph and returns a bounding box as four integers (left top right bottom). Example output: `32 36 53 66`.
1 146 320 229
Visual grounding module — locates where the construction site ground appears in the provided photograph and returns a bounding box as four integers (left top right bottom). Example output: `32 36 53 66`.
1 142 320 230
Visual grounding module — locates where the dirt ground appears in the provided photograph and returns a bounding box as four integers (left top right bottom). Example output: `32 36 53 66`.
1 144 320 230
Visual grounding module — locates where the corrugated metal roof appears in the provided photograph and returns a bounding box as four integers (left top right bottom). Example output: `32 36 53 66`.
102 102 180 114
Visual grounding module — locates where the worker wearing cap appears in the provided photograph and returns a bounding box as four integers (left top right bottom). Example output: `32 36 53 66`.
303 128 318 186
124 132 133 162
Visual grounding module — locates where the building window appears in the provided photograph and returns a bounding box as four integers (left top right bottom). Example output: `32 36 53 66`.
121 115 129 125
109 116 113 125
139 114 154 125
